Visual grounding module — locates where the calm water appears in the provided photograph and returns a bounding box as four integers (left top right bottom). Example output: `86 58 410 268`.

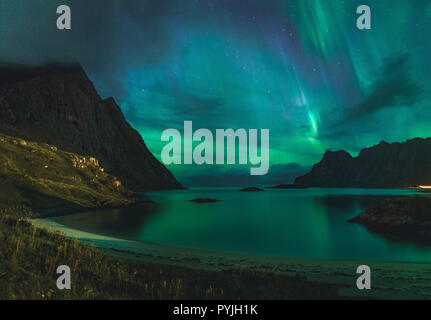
55 188 431 262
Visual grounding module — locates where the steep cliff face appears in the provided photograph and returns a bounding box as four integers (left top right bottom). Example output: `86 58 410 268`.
294 139 431 188
0 63 182 190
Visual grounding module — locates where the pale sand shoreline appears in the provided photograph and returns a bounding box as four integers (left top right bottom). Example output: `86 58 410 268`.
32 218 431 299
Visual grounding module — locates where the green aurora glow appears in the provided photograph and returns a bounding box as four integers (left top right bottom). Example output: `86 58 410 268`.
1 0 430 185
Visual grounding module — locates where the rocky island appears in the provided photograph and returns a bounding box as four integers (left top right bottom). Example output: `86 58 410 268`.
190 198 221 203
266 184 309 189
349 196 431 245
239 187 265 192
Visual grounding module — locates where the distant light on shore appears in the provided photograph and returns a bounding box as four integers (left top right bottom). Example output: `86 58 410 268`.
418 185 431 189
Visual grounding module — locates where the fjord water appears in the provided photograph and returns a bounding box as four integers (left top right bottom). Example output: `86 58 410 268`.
55 188 431 262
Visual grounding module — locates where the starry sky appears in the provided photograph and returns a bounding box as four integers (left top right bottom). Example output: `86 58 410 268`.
1 0 431 186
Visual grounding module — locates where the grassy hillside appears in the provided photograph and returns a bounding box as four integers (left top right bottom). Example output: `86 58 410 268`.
0 134 146 218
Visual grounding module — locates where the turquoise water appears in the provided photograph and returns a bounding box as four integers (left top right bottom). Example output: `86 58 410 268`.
55 188 431 262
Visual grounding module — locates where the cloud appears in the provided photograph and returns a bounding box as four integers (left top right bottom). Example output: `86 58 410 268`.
121 87 228 134
0 0 176 99
316 52 424 152
0 0 174 64
344 52 422 121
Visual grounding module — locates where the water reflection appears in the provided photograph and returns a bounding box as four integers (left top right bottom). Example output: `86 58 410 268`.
54 188 431 262
56 203 161 240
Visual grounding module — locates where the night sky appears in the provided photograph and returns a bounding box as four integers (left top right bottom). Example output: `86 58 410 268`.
1 0 431 186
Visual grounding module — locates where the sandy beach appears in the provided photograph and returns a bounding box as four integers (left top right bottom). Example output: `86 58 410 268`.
32 218 431 300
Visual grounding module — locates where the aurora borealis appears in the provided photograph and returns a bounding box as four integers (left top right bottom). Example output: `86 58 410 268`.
1 0 431 186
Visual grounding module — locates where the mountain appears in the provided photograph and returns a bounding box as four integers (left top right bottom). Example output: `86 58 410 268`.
0 63 182 190
294 138 431 188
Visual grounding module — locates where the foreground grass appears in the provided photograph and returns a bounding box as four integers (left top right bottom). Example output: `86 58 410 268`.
0 214 339 300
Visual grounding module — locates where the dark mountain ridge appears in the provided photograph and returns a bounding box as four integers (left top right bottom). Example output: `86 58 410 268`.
294 138 431 188
0 63 182 190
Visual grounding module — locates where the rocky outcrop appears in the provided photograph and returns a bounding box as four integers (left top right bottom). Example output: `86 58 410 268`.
349 196 431 244
239 187 265 192
294 139 431 188
0 134 148 217
0 63 182 190
190 198 220 203
266 184 309 189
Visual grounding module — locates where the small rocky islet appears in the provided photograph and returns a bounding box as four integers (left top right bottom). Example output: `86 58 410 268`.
349 196 431 245
266 184 309 189
239 187 265 192
189 198 221 203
